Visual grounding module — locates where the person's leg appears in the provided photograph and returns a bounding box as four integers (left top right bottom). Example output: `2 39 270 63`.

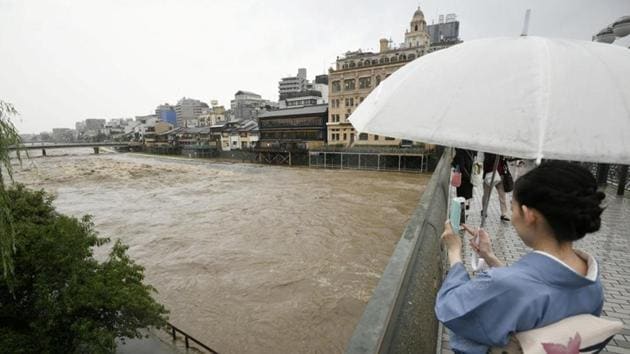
482 182 491 217
495 182 508 219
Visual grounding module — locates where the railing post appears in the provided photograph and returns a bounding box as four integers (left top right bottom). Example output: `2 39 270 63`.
185 335 190 348
171 326 176 340
597 164 610 186
617 165 628 196
41 149 46 156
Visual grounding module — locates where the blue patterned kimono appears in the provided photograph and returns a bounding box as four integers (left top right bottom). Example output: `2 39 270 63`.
435 252 603 353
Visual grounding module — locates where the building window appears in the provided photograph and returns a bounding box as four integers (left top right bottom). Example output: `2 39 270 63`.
385 136 395 141
408 54 416 60
345 98 350 107
359 97 364 103
349 98 354 106
332 81 341 92
374 134 379 140
359 77 371 89
359 133 368 141
336 99 340 107
376 75 381 86
343 133 347 141
349 61 356 68
344 79 355 91
345 113 350 119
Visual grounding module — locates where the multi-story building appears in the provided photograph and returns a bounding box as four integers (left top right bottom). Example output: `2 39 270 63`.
230 91 276 121
195 104 228 127
175 97 209 127
155 103 177 126
85 118 106 131
74 121 86 140
257 104 328 151
278 68 308 98
83 118 107 139
51 128 74 142
327 7 460 147
278 70 329 109
427 14 460 44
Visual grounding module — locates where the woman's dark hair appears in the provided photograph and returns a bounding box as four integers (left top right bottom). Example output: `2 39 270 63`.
513 161 606 242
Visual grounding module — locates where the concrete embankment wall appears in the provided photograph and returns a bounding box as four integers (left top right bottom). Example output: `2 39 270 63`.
345 150 451 354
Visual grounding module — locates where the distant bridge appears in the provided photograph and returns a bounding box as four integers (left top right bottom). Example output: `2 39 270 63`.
9 142 136 155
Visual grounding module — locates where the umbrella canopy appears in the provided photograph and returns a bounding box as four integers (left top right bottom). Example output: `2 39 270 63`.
349 36 630 164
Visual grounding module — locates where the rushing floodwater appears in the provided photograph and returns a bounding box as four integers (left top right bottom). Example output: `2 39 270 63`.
12 149 428 354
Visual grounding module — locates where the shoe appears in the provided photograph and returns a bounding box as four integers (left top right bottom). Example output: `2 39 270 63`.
500 215 510 221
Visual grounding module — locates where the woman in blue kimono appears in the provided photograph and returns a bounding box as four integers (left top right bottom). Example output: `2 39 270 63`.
436 161 605 353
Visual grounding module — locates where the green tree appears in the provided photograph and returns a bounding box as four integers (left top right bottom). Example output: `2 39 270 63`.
0 185 168 353
0 100 22 278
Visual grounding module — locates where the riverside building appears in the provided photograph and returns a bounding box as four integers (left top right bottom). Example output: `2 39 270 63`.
175 97 209 127
328 7 460 147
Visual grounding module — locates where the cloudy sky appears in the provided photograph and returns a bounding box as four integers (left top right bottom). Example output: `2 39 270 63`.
1 0 629 134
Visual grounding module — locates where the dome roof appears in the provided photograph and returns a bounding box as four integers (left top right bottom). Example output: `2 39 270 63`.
413 7 425 20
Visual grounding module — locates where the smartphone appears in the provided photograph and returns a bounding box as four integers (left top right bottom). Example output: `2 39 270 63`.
450 197 466 231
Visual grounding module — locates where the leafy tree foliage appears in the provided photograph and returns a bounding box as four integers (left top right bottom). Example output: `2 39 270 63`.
0 100 22 279
0 185 168 353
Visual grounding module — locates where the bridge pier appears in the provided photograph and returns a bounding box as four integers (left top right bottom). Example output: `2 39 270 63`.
93 147 100 154
41 149 46 157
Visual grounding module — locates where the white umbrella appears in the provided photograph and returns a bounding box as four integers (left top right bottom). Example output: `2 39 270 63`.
349 36 630 165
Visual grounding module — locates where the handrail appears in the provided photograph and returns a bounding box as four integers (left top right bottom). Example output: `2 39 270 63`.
166 322 219 353
345 149 452 353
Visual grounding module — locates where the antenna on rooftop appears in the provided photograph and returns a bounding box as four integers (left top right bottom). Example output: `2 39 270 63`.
521 9 531 36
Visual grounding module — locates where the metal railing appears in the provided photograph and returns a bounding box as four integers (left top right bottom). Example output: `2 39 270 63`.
345 149 452 353
580 163 629 195
309 151 431 173
166 322 218 353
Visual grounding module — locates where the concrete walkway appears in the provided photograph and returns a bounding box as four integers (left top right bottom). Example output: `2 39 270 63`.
440 184 630 354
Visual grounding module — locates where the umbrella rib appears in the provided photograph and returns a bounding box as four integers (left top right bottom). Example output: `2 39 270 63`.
536 38 552 164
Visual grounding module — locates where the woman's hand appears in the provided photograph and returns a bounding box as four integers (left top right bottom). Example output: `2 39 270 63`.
462 224 505 268
441 221 462 267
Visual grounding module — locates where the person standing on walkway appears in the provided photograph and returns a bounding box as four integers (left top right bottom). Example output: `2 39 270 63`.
482 153 509 221
436 161 605 353
452 148 477 210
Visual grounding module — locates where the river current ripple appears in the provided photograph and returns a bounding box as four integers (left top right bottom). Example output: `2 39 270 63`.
13 149 428 353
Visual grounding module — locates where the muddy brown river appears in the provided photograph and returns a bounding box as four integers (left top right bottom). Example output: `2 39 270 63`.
12 149 428 353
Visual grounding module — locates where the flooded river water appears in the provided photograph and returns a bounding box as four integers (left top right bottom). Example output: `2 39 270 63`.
12 149 428 353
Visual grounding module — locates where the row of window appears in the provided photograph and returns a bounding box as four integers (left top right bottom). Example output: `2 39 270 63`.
331 132 396 141
340 53 417 70
260 131 324 140
260 117 324 128
330 133 354 141
331 96 367 108
331 75 388 93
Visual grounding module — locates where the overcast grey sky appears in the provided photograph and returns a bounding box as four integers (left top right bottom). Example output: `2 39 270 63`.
1 0 629 134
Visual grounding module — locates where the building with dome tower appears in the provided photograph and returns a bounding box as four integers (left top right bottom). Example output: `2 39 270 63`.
327 7 460 147
404 8 431 48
